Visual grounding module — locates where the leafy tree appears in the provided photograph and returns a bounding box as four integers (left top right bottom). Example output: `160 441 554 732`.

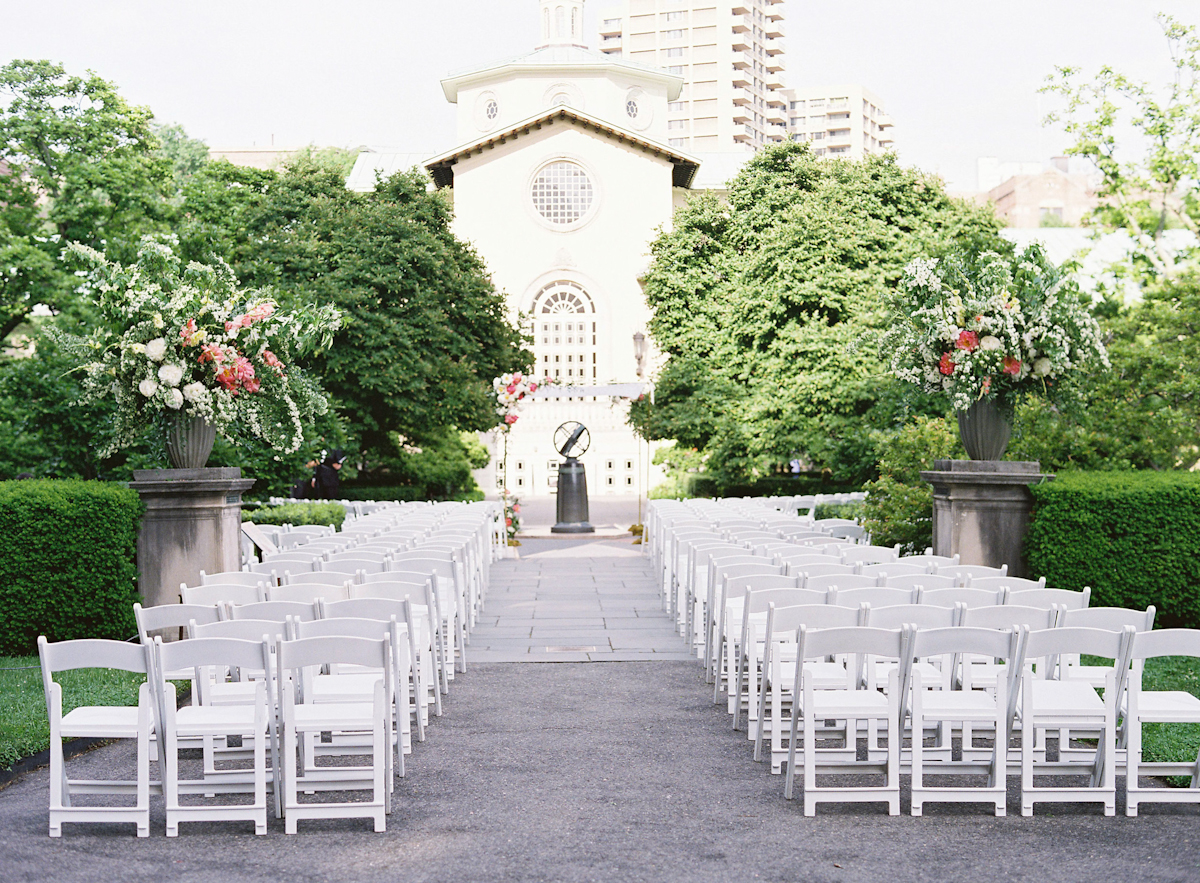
0 60 173 336
1021 14 1200 471
152 121 209 195
177 158 529 476
631 141 1007 490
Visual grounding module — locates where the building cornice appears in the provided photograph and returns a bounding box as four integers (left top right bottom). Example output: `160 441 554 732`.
424 107 700 189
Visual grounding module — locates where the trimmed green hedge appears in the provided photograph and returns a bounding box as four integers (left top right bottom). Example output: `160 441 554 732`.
242 502 346 530
0 480 141 655
339 485 484 503
1026 472 1200 628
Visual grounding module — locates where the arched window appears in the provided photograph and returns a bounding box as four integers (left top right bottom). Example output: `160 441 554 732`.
543 8 550 40
555 5 565 38
529 281 597 384
571 7 578 38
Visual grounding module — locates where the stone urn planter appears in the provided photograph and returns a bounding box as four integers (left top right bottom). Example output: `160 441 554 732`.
957 399 1011 461
166 414 217 469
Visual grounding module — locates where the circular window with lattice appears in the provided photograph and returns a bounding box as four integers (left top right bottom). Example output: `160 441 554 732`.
530 161 594 226
626 99 639 119
486 99 498 120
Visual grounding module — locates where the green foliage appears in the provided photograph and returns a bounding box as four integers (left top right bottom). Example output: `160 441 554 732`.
631 141 1007 490
0 60 173 337
338 485 484 503
0 480 140 655
1042 14 1199 281
1025 471 1200 627
151 121 209 195
177 160 529 466
243 501 345 530
812 501 864 521
860 417 962 555
0 656 145 770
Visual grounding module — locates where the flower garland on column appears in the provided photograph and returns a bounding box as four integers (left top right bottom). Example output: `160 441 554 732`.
492 372 542 543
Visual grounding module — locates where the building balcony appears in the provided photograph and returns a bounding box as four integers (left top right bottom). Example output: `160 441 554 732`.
731 3 751 14
766 92 787 108
732 91 753 106
599 19 622 36
732 14 750 33
765 5 784 20
732 35 751 52
766 56 784 72
879 134 895 146
733 108 753 124
877 113 895 129
764 38 784 56
766 71 785 89
765 19 784 38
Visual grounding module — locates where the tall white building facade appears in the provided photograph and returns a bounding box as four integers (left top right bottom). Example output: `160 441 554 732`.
351 0 700 499
783 85 894 159
596 0 788 152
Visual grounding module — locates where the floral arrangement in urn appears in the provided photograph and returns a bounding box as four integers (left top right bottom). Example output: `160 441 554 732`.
57 239 342 458
882 244 1109 414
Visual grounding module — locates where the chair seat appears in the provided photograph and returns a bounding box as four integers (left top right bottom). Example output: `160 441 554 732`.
60 705 143 739
208 681 261 703
806 690 890 717
174 704 262 735
1137 690 1200 722
292 702 379 730
773 660 846 689
1027 680 1104 718
920 690 1001 716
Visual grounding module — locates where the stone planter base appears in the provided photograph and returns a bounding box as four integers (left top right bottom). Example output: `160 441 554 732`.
919 459 1053 578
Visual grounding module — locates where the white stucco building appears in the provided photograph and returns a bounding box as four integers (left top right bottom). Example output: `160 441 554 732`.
349 0 708 499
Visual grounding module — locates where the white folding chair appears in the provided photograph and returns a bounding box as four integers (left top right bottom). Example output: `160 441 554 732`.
273 635 393 833
228 600 319 622
1019 626 1134 817
37 637 155 837
181 582 263 606
908 626 1024 817
784 625 909 815
1124 628 1200 816
267 581 352 604
1008 587 1090 611
150 637 271 836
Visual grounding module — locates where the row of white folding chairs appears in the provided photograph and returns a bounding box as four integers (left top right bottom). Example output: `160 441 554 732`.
38 624 413 837
724 591 1106 740
738 617 1200 817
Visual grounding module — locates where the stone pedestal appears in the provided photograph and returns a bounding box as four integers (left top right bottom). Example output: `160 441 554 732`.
130 468 256 615
919 460 1053 578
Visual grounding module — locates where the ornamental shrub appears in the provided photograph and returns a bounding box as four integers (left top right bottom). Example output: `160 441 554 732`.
242 502 346 530
0 480 141 655
1025 472 1200 628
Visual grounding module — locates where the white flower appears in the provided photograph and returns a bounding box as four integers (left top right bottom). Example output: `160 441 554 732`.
183 382 208 403
980 335 1002 351
1033 357 1052 377
138 378 159 397
164 387 184 409
145 338 167 362
130 342 146 355
152 313 165 329
158 363 184 387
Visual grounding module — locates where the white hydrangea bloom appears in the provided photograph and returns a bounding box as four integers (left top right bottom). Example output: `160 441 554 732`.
138 378 159 397
164 387 184 409
158 363 184 387
182 381 208 403
145 338 167 362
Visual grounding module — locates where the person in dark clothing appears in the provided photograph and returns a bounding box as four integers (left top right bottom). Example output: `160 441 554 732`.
312 449 346 499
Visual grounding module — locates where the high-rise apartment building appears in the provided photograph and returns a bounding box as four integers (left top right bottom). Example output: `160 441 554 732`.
596 0 789 152
783 84 893 159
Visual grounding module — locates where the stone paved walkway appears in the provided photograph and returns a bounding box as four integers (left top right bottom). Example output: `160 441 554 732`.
470 538 693 663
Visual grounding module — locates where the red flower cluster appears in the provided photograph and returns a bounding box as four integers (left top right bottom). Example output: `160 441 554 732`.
1003 356 1022 376
215 356 259 394
938 352 956 376
955 330 979 352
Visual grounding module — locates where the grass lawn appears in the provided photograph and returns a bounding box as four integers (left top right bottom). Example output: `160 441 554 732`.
0 656 145 771
1139 655 1200 785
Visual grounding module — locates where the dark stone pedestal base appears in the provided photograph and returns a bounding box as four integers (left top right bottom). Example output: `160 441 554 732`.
552 458 593 534
129 468 256 617
919 460 1053 578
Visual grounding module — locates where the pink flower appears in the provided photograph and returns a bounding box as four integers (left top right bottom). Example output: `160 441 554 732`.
1003 356 1021 376
198 343 225 364
956 330 979 352
504 414 518 425
982 376 993 394
261 349 284 375
528 383 538 393
938 352 955 376
506 384 517 394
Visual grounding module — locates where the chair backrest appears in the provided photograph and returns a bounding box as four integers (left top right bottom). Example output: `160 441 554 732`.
920 587 1006 608
321 559 384 577
864 603 959 630
960 604 1059 631
938 564 1008 583
829 586 916 609
840 545 900 566
765 602 861 639
804 573 879 593
713 562 782 584
390 559 454 579
858 561 930 578
1024 626 1131 673
200 570 265 587
796 624 906 665
742 588 829 621
267 582 351 604
38 636 149 678
1060 605 1155 632
327 551 390 565
323 597 412 625
154 636 267 684
879 573 956 591
789 562 858 581
276 634 390 674
262 551 326 567
294 616 394 641
353 577 430 598
284 571 356 587
965 574 1046 592
180 582 263 606
133 602 222 643
228 600 319 623
724 574 801 605
191 618 287 642
1128 628 1200 662
908 625 1021 663
1008 587 1090 611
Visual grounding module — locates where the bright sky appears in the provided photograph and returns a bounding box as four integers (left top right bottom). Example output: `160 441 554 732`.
1 0 1193 190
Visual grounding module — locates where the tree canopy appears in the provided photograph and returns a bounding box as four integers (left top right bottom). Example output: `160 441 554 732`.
631 141 1008 489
